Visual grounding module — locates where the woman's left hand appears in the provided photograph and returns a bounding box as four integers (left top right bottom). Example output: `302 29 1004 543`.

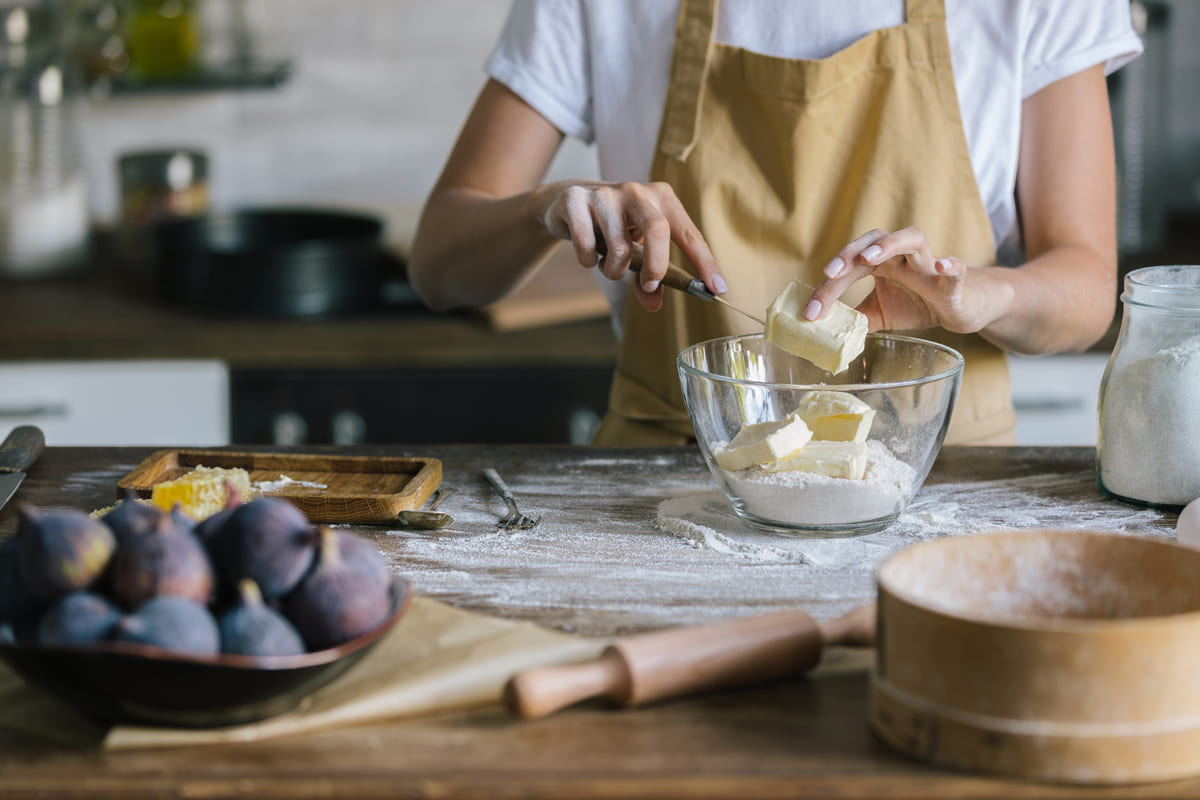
805 226 1008 335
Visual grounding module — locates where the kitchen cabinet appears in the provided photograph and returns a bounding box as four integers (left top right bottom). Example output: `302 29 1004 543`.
0 267 618 446
0 359 228 445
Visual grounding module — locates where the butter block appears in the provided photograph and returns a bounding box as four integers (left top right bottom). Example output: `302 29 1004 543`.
766 279 867 374
762 440 869 480
794 390 876 442
713 413 813 472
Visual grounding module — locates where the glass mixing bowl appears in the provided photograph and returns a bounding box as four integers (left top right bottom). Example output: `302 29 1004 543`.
677 333 963 537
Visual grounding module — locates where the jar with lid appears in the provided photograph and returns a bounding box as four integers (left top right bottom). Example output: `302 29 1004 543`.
0 1 89 280
1097 265 1200 508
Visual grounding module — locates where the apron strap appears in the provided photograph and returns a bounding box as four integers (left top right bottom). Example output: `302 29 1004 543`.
905 0 946 24
658 0 718 161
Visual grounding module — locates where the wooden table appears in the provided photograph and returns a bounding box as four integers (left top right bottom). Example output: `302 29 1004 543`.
0 444 1191 799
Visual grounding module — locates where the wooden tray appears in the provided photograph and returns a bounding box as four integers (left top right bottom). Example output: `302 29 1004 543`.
117 449 441 525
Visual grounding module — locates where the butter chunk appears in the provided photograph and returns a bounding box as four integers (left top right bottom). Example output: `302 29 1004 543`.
713 413 813 472
795 390 876 442
766 280 867 374
763 440 869 480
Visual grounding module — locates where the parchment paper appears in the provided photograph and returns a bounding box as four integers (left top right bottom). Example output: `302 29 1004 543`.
0 596 606 750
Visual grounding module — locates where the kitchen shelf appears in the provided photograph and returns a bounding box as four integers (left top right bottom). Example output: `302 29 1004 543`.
103 59 292 94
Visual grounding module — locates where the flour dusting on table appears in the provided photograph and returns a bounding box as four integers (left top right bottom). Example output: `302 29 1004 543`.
380 457 1169 637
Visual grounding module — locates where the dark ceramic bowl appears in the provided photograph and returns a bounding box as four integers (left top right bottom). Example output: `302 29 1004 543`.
0 577 412 728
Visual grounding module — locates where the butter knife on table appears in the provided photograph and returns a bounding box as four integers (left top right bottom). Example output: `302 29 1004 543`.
0 425 45 512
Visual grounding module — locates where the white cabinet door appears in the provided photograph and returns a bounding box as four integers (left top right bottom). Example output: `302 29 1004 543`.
1009 353 1111 446
0 361 229 446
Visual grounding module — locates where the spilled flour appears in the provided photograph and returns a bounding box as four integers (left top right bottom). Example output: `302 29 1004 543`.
374 454 1170 637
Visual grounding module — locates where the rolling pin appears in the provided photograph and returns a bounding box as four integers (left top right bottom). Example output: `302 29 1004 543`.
504 604 875 719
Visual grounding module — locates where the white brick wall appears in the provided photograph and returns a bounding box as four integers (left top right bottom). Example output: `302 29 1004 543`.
80 0 598 246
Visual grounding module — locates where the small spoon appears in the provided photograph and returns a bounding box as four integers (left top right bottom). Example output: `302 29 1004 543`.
397 487 457 529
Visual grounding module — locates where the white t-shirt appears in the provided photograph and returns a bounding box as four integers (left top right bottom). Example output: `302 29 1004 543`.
487 0 1142 273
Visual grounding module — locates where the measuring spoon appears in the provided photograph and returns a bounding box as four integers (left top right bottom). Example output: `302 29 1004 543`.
396 487 457 529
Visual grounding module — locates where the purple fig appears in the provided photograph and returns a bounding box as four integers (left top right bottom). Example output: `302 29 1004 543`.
101 490 164 548
193 481 246 543
108 514 214 611
18 504 116 601
38 591 121 647
218 579 306 657
0 537 42 624
113 595 219 655
168 502 197 534
207 497 315 600
283 528 392 651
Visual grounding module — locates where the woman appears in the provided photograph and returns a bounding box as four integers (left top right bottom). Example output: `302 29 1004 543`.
410 0 1142 445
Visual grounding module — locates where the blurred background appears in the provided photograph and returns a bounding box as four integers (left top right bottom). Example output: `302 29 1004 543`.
0 0 1196 447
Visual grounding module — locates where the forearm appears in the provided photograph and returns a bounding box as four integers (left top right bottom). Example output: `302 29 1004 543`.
409 184 561 311
974 243 1116 355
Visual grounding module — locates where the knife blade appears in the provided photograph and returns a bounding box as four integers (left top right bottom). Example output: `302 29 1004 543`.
0 425 45 512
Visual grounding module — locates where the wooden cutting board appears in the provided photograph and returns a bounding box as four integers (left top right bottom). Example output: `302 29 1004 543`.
117 449 441 525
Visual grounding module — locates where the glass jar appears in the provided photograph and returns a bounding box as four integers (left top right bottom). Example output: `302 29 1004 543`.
0 2 90 279
1097 265 1200 508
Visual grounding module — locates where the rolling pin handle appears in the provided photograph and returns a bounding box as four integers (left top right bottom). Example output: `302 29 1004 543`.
504 650 632 720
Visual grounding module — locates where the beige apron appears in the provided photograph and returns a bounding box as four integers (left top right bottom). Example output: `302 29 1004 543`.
592 0 1016 447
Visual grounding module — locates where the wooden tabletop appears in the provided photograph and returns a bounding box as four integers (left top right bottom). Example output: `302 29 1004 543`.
0 444 1191 799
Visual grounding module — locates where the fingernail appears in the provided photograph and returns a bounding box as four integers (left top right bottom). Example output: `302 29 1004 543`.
935 258 952 274
823 257 845 278
862 245 883 263
803 298 821 320
642 280 660 292
710 274 728 295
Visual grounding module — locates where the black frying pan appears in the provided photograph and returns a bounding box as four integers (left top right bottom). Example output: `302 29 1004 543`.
153 207 413 318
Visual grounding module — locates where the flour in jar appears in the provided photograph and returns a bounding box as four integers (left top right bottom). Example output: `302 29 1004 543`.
723 439 914 525
1100 334 1200 506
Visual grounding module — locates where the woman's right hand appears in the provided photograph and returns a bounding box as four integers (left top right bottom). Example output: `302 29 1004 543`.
537 179 725 312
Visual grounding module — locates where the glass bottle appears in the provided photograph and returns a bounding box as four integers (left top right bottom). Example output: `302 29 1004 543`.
0 1 89 279
1097 265 1200 508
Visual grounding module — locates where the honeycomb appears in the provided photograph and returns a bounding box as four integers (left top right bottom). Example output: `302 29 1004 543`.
150 466 253 520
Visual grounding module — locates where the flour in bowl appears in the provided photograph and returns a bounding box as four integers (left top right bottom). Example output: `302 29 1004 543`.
722 439 915 525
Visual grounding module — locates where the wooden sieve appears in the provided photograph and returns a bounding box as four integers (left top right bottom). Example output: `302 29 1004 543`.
870 529 1200 784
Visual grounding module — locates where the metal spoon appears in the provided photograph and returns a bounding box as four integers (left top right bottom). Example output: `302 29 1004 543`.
396 487 457 529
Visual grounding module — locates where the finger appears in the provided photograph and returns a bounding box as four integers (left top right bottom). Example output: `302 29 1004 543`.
806 230 888 320
821 229 886 282
554 186 601 269
857 226 934 274
593 189 636 281
632 277 664 312
933 255 965 278
649 182 725 295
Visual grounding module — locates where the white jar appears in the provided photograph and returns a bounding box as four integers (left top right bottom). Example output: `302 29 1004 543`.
1097 265 1200 508
0 4 89 279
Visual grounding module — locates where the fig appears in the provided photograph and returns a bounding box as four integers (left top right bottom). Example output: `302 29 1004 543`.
193 481 246 543
18 504 116 601
108 513 214 610
0 537 42 624
207 497 315 599
218 579 306 657
113 595 220 655
38 591 121 647
168 502 197 534
283 528 392 651
100 490 164 548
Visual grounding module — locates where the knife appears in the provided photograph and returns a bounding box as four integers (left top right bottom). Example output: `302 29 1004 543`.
625 243 766 327
0 425 45 512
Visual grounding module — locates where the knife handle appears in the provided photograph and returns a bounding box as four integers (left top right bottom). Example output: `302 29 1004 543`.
625 243 709 296
0 426 45 474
